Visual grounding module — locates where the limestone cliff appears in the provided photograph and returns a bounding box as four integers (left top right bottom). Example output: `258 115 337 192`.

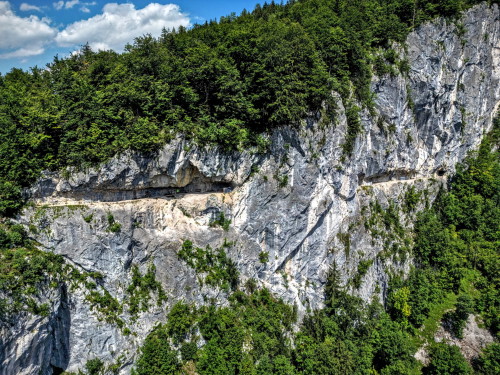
1 3 499 374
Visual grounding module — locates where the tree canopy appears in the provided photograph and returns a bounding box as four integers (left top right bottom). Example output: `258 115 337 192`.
132 123 499 374
0 0 493 216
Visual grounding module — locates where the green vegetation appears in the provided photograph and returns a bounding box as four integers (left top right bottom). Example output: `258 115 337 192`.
277 174 289 188
0 220 100 324
135 267 422 375
0 0 498 371
443 294 474 338
0 181 23 217
396 122 500 339
85 358 105 375
342 101 362 155
135 289 296 375
259 250 269 263
86 263 167 329
178 239 239 291
364 198 411 262
209 211 231 231
127 264 167 320
1 204 166 328
404 185 422 213
423 342 472 374
336 231 351 256
107 213 122 233
0 220 131 328
165 302 198 345
83 213 94 223
417 292 457 345
352 259 373 289
473 342 500 374
133 324 180 375
85 289 125 328
0 0 490 219
133 119 499 373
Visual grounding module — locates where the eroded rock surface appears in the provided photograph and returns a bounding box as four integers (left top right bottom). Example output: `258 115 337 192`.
435 315 495 361
2 3 500 374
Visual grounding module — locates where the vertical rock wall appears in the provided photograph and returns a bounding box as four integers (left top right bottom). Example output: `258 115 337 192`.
1 3 499 374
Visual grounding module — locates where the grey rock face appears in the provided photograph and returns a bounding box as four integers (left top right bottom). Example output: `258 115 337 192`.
2 3 500 374
0 286 70 375
435 315 495 361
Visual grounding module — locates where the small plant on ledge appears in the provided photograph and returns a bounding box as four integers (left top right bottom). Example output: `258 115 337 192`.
209 212 231 231
107 213 121 233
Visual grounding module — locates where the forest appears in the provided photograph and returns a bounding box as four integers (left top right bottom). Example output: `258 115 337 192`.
130 122 500 374
0 0 498 374
0 0 497 216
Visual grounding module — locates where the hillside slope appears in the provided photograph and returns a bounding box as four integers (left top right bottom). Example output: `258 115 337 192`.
0 2 499 374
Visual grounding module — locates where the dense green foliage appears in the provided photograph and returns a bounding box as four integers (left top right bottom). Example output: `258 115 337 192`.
443 294 474 338
0 0 498 371
134 122 499 374
0 0 492 217
178 239 239 291
473 343 500 374
391 120 500 338
0 221 64 322
85 358 105 375
134 278 422 374
0 219 108 325
127 264 167 320
134 288 296 375
423 342 472 374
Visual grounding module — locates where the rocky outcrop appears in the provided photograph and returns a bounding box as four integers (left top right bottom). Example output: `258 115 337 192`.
0 286 70 375
415 315 495 365
2 3 499 374
435 315 495 361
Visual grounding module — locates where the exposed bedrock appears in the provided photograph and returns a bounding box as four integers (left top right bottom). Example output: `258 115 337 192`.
2 3 499 374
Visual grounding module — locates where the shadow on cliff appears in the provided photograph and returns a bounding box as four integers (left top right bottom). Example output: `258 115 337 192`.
49 284 71 375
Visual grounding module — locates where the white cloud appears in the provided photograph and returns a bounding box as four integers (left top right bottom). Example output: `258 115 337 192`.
0 46 45 59
0 1 57 59
0 2 190 62
79 2 96 12
53 1 64 10
0 1 9 12
56 3 190 52
54 1 96 11
20 3 41 12
65 0 80 9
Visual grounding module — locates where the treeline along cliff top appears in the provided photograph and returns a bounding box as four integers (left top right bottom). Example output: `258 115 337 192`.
0 1 499 374
0 0 497 217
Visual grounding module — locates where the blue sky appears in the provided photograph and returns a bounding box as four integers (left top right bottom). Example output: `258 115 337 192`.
0 1 263 74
